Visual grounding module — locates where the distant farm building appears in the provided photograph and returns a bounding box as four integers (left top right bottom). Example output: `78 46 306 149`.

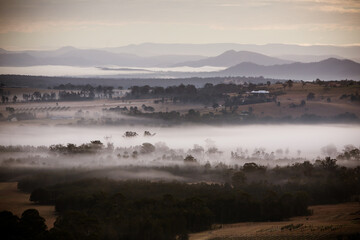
251 90 269 94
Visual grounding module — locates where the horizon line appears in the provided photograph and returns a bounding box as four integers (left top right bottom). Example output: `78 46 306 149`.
2 42 360 52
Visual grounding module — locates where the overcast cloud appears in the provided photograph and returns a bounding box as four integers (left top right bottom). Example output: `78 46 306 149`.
0 0 359 50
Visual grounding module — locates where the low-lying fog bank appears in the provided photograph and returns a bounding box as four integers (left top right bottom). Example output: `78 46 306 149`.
0 124 359 159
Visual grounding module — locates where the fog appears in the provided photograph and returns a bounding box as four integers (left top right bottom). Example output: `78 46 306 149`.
0 124 359 160
0 65 225 77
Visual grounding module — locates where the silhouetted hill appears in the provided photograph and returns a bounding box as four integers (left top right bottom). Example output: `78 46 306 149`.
104 43 360 60
220 58 360 80
277 54 344 63
174 50 292 67
0 47 205 67
0 53 39 66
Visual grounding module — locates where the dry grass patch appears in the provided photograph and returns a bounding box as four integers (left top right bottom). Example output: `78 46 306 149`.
190 202 360 240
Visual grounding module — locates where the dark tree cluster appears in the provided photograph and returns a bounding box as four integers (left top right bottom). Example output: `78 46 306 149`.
49 141 104 154
141 104 155 112
22 91 57 102
24 178 312 240
1 141 359 240
0 209 47 240
340 92 360 102
58 90 95 101
121 106 359 124
7 112 36 121
20 158 360 239
0 75 282 90
127 83 274 106
289 100 306 108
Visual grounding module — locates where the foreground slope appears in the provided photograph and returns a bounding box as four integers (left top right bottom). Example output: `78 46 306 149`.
190 202 360 240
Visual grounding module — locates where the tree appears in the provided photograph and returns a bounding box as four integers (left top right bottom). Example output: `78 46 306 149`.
42 93 50 101
184 155 197 163
231 171 246 188
50 92 56 100
0 211 20 239
212 102 219 110
19 209 47 238
301 80 306 88
141 142 155 154
315 78 322 85
32 91 42 100
204 83 214 88
320 157 337 170
307 92 315 100
30 188 51 204
23 93 30 101
286 80 293 88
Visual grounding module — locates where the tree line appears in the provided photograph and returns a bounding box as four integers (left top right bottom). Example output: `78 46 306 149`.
3 157 358 240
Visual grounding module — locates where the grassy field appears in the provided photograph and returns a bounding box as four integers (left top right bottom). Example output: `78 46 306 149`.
0 182 56 228
0 95 204 125
190 202 360 240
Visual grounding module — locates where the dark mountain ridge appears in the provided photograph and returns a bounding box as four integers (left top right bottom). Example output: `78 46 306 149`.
174 50 292 67
219 58 360 80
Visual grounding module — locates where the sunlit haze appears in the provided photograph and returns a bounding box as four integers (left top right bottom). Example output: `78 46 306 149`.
0 0 359 50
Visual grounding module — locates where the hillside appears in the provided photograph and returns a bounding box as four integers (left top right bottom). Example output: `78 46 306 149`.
104 43 360 60
219 58 360 80
174 50 292 67
0 47 205 67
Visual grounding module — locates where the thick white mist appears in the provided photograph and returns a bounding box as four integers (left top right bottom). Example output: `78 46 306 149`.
0 66 225 76
0 124 359 159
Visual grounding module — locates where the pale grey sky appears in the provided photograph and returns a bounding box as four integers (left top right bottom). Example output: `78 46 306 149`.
0 0 359 50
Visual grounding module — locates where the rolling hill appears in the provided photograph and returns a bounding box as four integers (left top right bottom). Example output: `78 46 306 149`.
174 50 292 67
219 58 360 80
0 47 205 67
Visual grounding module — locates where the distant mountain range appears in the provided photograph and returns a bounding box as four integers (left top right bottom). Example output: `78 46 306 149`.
0 47 205 67
275 54 344 63
0 47 294 68
174 50 292 67
0 45 360 81
217 58 360 80
103 43 360 60
91 58 360 81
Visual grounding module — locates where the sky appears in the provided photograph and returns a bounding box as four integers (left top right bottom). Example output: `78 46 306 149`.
0 0 359 50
